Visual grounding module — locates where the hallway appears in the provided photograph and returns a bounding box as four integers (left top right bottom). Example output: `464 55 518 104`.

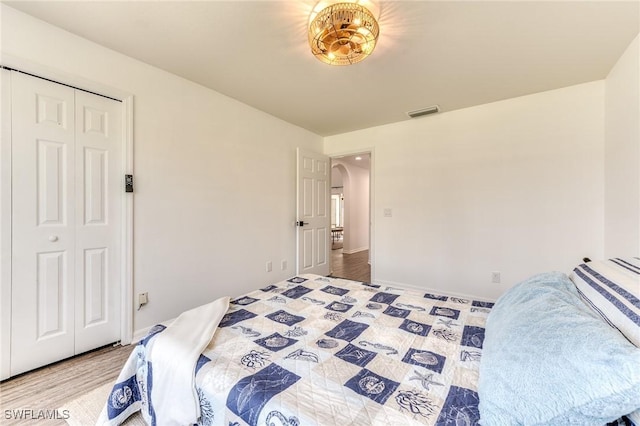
330 249 371 283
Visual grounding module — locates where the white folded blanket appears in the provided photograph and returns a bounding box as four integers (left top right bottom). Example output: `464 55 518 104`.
149 296 230 425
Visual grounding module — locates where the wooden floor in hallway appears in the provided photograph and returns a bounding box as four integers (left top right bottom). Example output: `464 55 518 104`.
330 248 371 283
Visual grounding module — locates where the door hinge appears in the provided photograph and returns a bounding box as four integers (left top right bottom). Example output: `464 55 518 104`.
125 174 134 193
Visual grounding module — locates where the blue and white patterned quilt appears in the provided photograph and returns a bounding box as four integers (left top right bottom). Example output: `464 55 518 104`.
103 274 494 426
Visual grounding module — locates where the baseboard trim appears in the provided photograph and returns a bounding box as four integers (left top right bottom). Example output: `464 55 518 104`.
343 247 368 255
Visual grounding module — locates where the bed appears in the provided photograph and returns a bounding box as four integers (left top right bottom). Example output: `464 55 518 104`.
99 257 640 426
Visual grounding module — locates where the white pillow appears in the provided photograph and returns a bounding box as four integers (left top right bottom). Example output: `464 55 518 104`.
570 258 640 347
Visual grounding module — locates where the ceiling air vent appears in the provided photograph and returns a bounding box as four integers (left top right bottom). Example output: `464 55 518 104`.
407 105 440 118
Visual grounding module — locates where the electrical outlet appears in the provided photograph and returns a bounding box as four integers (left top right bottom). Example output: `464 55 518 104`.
266 261 273 272
137 292 148 310
281 260 287 270
491 271 501 284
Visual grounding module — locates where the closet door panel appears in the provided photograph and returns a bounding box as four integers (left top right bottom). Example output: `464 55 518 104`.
10 72 76 376
74 90 121 354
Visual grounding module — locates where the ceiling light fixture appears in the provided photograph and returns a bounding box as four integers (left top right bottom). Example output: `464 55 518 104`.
308 2 380 66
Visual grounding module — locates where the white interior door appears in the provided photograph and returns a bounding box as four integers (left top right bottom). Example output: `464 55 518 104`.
10 72 122 375
296 148 330 276
74 90 121 354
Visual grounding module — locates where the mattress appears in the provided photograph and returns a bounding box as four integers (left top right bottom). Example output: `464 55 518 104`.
102 274 494 425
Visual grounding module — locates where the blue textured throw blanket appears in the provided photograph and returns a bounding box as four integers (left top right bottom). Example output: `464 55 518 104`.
478 272 640 425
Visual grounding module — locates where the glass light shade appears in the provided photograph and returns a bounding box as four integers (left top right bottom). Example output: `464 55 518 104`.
308 2 380 66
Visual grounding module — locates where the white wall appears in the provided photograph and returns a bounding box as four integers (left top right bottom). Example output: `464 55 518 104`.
332 160 370 254
1 5 323 334
331 167 344 228
325 82 605 300
605 34 640 257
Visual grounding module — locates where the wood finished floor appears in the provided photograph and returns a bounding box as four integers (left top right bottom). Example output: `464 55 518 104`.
0 249 370 424
331 248 371 283
0 344 133 425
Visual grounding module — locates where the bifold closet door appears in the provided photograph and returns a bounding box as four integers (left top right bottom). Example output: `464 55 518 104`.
10 72 121 376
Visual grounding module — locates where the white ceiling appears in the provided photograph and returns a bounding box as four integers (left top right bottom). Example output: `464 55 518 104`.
335 153 371 169
5 0 639 136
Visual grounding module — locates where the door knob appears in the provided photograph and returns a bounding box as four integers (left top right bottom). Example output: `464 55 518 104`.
49 235 58 242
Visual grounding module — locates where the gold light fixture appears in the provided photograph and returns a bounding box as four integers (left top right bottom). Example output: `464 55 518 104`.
308 2 380 66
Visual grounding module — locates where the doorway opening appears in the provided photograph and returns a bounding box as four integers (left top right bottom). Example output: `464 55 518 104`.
330 153 371 283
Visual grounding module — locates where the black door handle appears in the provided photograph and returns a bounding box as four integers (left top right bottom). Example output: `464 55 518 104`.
296 221 309 227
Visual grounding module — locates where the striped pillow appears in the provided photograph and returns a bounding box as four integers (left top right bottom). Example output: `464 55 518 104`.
570 258 640 347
